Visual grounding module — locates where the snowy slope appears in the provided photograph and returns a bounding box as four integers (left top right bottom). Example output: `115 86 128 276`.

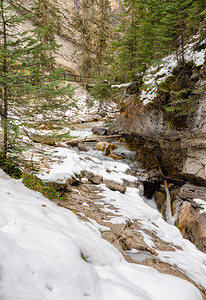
0 169 203 300
37 147 206 290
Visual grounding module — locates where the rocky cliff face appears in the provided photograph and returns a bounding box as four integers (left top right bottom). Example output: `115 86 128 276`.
9 0 120 73
109 59 206 252
110 63 206 186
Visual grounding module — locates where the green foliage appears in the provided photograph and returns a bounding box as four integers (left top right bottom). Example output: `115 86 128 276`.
164 90 194 116
90 81 112 101
0 156 22 178
108 0 206 83
22 169 66 201
0 1 74 164
153 62 196 129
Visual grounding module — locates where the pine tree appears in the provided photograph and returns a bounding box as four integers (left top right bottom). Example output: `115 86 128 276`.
154 0 204 64
73 0 95 85
109 0 146 82
0 1 73 165
94 0 111 75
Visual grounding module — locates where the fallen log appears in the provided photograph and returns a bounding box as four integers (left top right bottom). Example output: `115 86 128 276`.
66 134 122 145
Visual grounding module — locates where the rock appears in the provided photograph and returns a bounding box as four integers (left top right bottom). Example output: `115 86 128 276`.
96 141 117 151
123 179 140 188
80 170 93 180
176 202 206 253
126 81 140 95
49 181 68 192
89 175 103 185
172 183 206 253
108 153 123 160
84 116 93 123
176 183 206 201
77 142 89 152
66 176 81 187
92 114 102 121
154 190 167 217
92 126 107 135
104 180 126 193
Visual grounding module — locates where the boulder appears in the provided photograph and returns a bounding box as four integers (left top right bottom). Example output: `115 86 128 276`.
92 126 107 135
96 141 117 151
77 142 89 152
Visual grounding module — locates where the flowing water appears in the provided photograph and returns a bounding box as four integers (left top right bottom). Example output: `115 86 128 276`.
67 122 158 212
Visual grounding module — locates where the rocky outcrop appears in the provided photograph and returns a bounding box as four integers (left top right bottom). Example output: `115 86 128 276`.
109 64 206 185
154 183 206 253
10 0 120 73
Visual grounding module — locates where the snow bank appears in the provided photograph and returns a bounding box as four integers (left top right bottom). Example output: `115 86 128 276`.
0 170 203 300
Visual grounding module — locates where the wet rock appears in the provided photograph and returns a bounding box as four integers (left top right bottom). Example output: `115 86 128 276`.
80 170 93 180
92 126 107 135
107 153 123 160
76 142 89 152
96 141 117 151
122 179 140 188
155 190 167 217
104 180 126 193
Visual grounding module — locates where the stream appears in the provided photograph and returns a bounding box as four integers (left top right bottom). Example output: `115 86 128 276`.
22 121 206 296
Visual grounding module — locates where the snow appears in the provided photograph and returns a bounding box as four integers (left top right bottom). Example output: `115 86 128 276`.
35 144 206 291
0 169 203 300
39 147 137 185
111 83 131 88
193 198 206 214
140 36 206 105
96 185 206 288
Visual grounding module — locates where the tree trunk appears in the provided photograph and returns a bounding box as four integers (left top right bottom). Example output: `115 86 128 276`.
181 32 185 66
2 2 8 161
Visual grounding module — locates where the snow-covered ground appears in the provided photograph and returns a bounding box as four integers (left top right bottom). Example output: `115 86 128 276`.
0 169 204 300
35 145 206 291
39 147 136 185
140 36 206 105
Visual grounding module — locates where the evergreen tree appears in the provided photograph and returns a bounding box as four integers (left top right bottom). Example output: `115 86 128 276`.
0 0 73 165
108 0 205 83
94 0 111 75
73 0 95 84
157 0 202 64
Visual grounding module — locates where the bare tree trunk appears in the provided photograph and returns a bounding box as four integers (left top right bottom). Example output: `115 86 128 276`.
181 32 185 66
1 0 8 161
2 85 8 161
